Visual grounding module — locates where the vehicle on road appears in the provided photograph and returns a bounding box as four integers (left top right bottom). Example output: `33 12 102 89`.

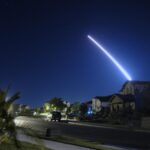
51 111 61 122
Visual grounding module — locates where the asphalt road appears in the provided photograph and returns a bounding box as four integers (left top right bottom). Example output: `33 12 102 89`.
15 116 150 149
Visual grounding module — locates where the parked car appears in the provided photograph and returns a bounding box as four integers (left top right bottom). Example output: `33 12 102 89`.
51 111 61 122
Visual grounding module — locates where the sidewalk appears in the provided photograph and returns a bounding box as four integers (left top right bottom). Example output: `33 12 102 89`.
16 129 133 150
17 130 93 150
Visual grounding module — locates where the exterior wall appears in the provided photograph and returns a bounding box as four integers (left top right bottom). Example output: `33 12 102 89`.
92 98 101 112
110 96 123 112
92 98 109 112
121 82 150 111
102 102 109 107
110 96 135 112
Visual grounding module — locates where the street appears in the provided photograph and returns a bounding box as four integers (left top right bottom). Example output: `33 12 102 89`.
15 116 150 149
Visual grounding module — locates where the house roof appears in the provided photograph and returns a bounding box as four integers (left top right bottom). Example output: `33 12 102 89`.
85 100 92 104
110 94 135 102
120 81 150 92
94 95 112 102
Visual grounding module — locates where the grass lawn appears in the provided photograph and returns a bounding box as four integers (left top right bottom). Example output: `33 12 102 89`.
49 135 113 150
0 141 51 150
20 128 113 150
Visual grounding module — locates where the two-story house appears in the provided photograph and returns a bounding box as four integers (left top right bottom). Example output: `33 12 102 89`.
120 81 150 111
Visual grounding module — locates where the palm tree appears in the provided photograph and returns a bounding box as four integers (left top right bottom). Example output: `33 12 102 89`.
0 86 20 147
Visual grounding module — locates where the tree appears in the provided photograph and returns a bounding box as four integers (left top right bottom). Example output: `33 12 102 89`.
66 106 71 115
0 86 20 147
46 97 66 112
80 103 88 116
43 102 51 113
71 102 81 114
34 107 42 115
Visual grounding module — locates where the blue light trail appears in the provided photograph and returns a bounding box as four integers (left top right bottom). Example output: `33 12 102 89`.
87 35 132 81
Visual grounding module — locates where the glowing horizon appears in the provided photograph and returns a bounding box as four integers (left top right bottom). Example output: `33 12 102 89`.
87 35 132 81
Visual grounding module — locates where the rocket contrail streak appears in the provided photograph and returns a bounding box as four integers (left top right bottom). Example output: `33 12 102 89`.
87 35 132 81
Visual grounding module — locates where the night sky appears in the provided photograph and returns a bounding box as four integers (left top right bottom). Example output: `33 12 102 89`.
0 0 150 107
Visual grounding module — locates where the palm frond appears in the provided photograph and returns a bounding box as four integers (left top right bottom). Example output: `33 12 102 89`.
0 90 6 104
5 92 20 110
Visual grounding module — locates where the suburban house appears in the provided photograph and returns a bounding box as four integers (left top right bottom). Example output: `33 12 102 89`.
120 81 150 111
109 94 135 113
8 103 30 116
8 103 20 116
92 95 112 113
120 81 150 95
